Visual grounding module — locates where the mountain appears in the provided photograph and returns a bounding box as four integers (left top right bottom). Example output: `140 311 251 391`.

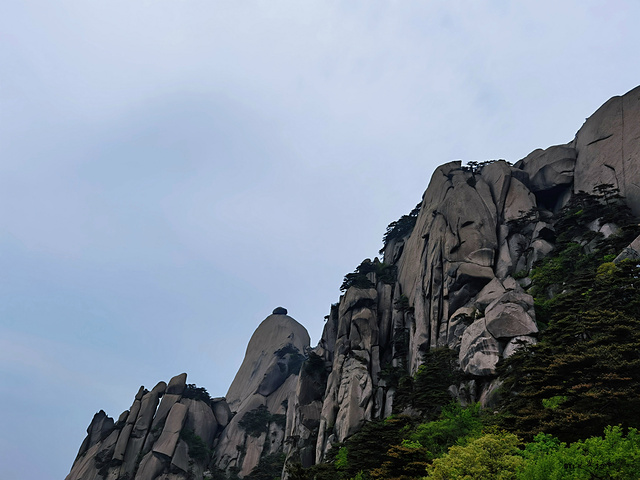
66 85 640 480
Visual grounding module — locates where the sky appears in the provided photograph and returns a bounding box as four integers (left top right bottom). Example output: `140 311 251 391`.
1 1 640 479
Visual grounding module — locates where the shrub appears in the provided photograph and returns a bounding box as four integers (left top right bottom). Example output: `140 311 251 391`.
180 428 211 462
239 405 273 437
380 203 421 253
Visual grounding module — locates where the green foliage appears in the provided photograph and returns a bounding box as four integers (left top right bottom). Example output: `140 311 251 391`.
393 294 414 313
180 428 211 462
369 442 430 480
380 203 421 253
425 431 524 480
461 160 501 174
393 348 461 418
302 351 329 393
275 344 306 375
286 461 339 480
541 396 567 410
341 259 397 292
334 447 348 471
338 416 415 479
244 452 286 480
506 206 543 234
239 405 275 437
409 403 483 460
182 384 213 403
518 426 640 480
498 257 640 442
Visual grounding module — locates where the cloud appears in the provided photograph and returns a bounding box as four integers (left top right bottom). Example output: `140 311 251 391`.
3 2 640 479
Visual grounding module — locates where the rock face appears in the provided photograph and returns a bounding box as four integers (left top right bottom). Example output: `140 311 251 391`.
67 86 640 479
284 85 640 465
66 312 310 480
66 372 218 480
215 312 310 477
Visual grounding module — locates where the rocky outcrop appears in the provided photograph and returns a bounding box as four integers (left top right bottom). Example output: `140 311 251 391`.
67 309 310 480
574 85 640 217
68 86 640 479
285 85 640 464
66 372 220 480
214 309 310 477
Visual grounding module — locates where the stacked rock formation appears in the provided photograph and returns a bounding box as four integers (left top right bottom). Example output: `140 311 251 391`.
66 309 309 480
68 86 640 479
285 84 640 466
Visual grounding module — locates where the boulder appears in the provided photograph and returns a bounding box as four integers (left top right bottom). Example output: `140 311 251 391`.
459 319 500 376
527 238 554 267
182 398 218 447
479 160 513 217
474 278 506 311
112 423 132 462
135 452 165 480
503 177 537 222
76 410 114 458
225 313 310 412
153 402 188 458
170 440 190 473
132 389 160 437
518 145 577 193
339 287 377 318
485 302 538 339
211 398 232 428
166 373 187 395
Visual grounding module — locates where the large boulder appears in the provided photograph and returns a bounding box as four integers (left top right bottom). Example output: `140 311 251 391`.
518 145 577 193
153 402 188 458
459 319 500 376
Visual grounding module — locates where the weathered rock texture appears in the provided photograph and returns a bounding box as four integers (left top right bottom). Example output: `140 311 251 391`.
68 86 640 479
67 310 310 480
214 311 310 477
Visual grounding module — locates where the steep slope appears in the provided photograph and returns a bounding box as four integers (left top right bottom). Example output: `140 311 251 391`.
214 309 310 477
66 308 309 480
285 85 640 466
67 85 640 479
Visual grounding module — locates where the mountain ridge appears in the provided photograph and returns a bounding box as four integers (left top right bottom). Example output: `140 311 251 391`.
66 85 640 480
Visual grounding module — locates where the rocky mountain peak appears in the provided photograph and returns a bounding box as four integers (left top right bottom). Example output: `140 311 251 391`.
66 86 640 480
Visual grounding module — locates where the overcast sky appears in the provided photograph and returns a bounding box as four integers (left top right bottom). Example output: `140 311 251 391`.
2 1 640 479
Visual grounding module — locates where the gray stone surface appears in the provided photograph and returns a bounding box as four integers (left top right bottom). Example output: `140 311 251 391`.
614 234 640 263
170 440 190 473
574 85 640 217
135 452 165 480
519 145 576 193
485 302 538 339
153 402 188 458
225 313 310 412
166 373 187 395
211 398 232 428
459 319 500 376
182 398 218 447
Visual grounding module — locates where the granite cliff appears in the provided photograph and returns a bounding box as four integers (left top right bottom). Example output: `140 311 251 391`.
67 85 640 480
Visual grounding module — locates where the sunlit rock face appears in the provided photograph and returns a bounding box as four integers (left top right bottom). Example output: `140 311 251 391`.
67 86 640 479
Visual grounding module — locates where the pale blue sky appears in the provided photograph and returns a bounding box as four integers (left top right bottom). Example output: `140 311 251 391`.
2 1 640 479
